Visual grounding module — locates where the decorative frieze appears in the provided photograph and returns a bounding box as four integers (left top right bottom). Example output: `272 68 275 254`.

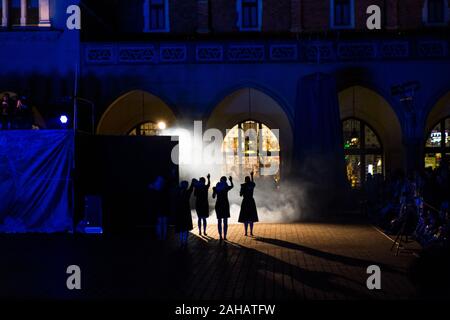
160 46 187 62
227 45 265 62
118 47 158 64
83 39 450 65
418 41 448 58
270 44 298 61
196 45 224 62
305 43 334 62
380 41 409 58
338 42 377 60
85 47 115 64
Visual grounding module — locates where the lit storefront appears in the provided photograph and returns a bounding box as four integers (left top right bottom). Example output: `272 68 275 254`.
222 120 280 182
424 117 450 169
342 118 383 188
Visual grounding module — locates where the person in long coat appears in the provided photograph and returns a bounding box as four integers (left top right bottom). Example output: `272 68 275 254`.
238 172 259 236
212 176 233 240
176 179 195 247
194 174 210 236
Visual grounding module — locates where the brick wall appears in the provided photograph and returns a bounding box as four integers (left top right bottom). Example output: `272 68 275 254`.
170 0 198 33
210 0 238 32
113 0 446 35
398 0 424 29
301 0 329 30
262 0 291 32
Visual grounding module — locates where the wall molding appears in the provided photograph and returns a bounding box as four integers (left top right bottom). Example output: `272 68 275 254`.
83 39 450 65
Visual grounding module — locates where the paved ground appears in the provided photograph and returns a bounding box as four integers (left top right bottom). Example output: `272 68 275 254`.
0 223 421 300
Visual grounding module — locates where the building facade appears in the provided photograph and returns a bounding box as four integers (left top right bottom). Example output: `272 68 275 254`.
1 0 450 187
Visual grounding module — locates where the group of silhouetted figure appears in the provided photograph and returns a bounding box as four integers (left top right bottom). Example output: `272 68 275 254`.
366 164 450 249
148 172 259 247
1 93 33 130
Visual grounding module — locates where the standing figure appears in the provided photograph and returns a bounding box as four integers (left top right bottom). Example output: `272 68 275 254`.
194 174 211 236
149 176 169 240
212 176 234 240
175 179 195 247
238 172 259 236
1 93 12 130
11 97 28 129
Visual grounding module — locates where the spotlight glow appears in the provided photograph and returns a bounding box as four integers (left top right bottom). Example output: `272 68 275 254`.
157 121 167 130
60 115 69 124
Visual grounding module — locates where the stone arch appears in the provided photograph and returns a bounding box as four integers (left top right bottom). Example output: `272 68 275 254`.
207 87 294 174
338 85 403 172
97 90 177 135
425 90 450 135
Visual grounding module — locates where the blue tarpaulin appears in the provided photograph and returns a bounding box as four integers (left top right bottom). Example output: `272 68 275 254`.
0 130 74 233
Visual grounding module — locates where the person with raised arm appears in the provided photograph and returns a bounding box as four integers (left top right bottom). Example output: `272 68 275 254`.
194 174 211 236
238 171 259 236
212 176 234 241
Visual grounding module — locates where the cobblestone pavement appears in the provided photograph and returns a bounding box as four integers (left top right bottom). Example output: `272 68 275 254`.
0 223 420 300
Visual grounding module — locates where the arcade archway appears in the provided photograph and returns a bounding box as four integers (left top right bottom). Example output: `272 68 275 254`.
223 120 281 182
339 86 402 184
207 87 293 182
97 90 176 135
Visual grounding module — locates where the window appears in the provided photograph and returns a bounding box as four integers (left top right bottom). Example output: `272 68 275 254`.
27 0 39 26
330 0 355 29
343 118 383 188
237 0 262 31
424 117 450 169
144 0 169 32
10 0 20 26
129 122 162 136
1 0 50 27
223 120 280 182
423 0 448 25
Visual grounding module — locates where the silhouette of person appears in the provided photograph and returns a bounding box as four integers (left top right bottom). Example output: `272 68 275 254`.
194 174 211 236
212 176 234 240
238 171 259 236
148 176 169 240
1 93 12 130
175 179 195 247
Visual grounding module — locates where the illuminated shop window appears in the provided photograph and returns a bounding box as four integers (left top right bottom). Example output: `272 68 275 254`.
343 118 383 188
129 121 165 136
424 116 450 169
223 120 280 182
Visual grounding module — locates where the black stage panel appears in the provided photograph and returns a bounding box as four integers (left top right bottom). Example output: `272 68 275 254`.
76 134 178 233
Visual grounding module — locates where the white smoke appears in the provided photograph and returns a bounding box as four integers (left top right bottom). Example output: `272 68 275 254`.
162 124 307 224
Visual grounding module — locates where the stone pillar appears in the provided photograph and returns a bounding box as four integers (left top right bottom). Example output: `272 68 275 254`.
20 0 26 26
197 0 210 33
386 0 399 29
38 0 51 27
1 0 8 27
290 0 302 32
293 73 348 216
